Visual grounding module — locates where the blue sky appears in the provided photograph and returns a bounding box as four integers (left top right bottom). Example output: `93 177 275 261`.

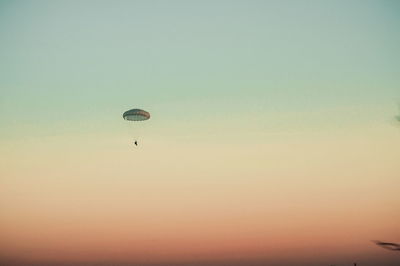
1 0 399 138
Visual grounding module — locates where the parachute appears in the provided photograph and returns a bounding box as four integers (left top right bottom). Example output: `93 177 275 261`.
373 240 400 251
123 109 150 121
123 108 150 145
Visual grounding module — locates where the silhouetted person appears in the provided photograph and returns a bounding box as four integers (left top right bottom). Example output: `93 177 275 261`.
134 140 138 146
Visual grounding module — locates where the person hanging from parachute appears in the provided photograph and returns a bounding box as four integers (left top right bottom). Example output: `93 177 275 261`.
123 108 150 146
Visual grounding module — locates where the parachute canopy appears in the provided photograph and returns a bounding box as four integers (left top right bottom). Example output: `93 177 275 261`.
123 109 150 121
373 241 400 251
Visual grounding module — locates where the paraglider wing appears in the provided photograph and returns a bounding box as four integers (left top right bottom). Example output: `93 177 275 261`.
373 240 400 251
123 109 150 121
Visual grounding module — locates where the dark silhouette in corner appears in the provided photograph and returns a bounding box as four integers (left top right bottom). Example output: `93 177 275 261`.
373 240 400 251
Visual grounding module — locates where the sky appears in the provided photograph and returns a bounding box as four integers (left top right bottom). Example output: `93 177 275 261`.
0 0 400 265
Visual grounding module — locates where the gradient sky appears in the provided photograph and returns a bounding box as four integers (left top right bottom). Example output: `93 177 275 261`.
1 1 400 265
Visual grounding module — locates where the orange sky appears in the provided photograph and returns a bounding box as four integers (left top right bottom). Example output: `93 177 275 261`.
1 125 399 265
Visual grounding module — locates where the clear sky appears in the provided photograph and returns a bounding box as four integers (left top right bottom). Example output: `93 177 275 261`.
0 1 399 265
